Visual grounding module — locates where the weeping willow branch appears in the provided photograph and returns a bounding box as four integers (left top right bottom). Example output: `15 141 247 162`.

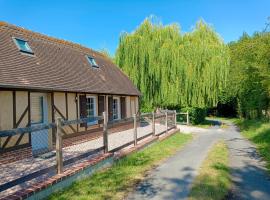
116 17 230 110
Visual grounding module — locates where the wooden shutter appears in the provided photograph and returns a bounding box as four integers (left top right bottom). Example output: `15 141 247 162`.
98 96 105 124
79 95 87 127
120 97 126 119
31 95 44 123
98 96 105 115
108 96 113 121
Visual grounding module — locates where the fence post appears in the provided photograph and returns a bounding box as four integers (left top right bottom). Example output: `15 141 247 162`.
174 110 177 127
133 114 137 146
165 110 168 134
187 111 190 125
56 117 63 174
152 111 155 136
103 112 108 153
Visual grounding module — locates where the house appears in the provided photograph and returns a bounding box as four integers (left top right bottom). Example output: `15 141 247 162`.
0 22 140 154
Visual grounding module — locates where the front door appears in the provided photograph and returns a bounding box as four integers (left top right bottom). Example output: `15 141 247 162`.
30 93 49 155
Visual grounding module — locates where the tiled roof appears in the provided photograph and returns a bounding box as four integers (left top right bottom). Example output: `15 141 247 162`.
0 22 140 96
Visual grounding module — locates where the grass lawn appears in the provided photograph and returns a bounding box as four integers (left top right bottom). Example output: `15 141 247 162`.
189 141 231 200
232 118 270 172
193 119 229 129
48 132 192 200
193 119 215 128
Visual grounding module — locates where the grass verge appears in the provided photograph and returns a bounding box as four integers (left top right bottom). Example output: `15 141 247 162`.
232 118 270 172
48 132 192 200
189 141 231 200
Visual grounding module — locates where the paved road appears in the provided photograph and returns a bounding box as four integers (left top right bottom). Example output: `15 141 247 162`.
127 122 270 200
224 122 270 200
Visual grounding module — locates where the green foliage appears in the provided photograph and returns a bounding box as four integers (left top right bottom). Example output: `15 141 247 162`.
116 17 229 110
182 107 207 124
225 31 270 119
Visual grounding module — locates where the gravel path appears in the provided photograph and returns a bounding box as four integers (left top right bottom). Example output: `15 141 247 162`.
127 122 270 200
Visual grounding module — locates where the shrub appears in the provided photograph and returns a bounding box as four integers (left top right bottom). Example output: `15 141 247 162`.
180 107 207 125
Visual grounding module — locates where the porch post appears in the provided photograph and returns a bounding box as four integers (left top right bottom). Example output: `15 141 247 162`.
103 111 108 153
174 110 177 127
165 110 168 134
133 114 137 146
187 111 190 125
152 111 155 136
56 117 63 174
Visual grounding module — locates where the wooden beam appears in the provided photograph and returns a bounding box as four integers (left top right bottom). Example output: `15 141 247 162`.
12 91 16 128
15 106 28 128
54 105 76 133
14 106 29 146
51 92 56 141
76 93 78 132
65 92 68 120
28 91 31 144
3 91 17 149
51 92 55 123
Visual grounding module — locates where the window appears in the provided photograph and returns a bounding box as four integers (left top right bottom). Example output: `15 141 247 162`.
86 96 97 125
113 97 120 120
13 38 33 54
86 56 98 68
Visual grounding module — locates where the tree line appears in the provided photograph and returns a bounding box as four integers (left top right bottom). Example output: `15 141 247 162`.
221 31 270 119
115 16 270 119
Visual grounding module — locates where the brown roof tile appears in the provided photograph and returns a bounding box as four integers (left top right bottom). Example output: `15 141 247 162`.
0 22 140 96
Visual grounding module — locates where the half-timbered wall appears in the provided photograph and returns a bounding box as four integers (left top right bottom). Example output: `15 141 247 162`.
0 90 139 150
0 91 30 149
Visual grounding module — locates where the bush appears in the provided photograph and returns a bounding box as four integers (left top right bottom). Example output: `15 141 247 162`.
180 107 207 125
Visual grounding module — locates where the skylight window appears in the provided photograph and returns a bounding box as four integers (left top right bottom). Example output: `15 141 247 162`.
13 38 33 54
86 56 98 68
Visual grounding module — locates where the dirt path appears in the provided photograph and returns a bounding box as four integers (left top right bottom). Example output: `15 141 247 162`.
126 122 270 200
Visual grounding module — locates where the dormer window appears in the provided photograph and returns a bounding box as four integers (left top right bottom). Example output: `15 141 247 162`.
13 38 33 54
86 56 98 68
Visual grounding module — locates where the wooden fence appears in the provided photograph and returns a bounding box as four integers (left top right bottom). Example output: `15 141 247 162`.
0 110 177 175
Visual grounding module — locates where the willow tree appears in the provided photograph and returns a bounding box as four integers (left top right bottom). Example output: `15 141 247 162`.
116 17 229 111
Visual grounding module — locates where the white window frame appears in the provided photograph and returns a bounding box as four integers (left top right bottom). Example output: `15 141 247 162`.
113 96 121 120
86 95 97 125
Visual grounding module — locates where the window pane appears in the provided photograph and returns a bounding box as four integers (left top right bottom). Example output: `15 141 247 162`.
15 38 33 53
86 97 95 118
87 56 98 67
113 99 119 120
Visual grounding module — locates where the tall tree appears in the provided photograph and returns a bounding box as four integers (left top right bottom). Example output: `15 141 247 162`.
116 17 229 111
226 31 270 118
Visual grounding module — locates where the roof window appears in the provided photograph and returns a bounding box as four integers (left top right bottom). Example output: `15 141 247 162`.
86 56 98 68
13 38 33 54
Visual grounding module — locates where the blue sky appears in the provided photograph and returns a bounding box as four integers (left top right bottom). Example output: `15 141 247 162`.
0 0 269 55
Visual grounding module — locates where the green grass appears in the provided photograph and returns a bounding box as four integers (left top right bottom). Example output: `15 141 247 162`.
194 119 215 128
232 118 270 172
48 133 192 200
189 141 231 200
